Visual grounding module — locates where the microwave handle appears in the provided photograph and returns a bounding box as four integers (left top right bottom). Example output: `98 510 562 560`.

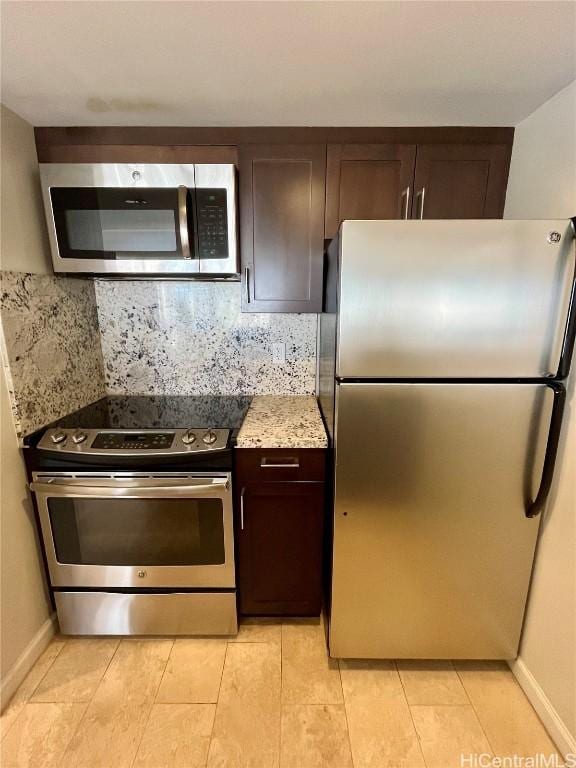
178 186 192 259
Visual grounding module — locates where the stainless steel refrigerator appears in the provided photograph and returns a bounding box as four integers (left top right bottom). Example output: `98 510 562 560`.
319 219 576 660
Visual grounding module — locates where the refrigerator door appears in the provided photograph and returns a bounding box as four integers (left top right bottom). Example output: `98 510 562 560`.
330 381 553 659
336 219 575 379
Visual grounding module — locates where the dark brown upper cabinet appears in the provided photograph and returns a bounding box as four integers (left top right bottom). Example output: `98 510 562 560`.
411 144 511 220
325 141 511 235
239 144 326 313
325 144 417 238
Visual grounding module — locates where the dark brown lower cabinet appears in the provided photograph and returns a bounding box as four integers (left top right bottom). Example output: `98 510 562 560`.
235 449 325 616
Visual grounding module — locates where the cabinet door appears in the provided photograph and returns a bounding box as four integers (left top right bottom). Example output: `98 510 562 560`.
325 144 417 238
236 482 324 615
239 144 326 312
411 144 511 219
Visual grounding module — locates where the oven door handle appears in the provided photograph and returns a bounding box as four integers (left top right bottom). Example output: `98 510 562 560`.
30 479 229 498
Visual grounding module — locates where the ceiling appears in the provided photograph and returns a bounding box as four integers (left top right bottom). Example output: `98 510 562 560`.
1 0 575 127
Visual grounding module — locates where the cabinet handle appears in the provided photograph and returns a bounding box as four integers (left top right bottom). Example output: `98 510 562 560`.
244 266 250 304
400 186 411 220
260 456 300 468
416 187 426 219
240 487 246 530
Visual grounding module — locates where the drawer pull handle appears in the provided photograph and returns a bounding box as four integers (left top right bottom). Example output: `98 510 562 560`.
260 457 300 468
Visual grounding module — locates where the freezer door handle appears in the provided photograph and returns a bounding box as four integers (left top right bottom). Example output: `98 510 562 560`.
526 382 566 518
556 216 576 379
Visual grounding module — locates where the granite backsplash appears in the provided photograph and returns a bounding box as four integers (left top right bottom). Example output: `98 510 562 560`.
0 271 106 436
94 281 317 396
1 275 318 437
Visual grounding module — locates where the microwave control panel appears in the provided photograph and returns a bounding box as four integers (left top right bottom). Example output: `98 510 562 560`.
196 188 228 259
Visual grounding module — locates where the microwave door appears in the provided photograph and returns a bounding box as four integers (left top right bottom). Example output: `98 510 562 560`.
47 185 200 275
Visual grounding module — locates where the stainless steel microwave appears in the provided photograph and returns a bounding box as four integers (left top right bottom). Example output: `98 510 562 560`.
39 163 238 277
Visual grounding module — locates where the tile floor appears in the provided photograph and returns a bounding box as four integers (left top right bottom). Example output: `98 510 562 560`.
0 618 562 768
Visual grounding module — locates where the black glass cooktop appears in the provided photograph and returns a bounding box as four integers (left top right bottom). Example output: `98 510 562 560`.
47 395 253 431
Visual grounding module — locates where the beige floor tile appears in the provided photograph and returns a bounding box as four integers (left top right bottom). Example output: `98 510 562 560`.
1 702 86 767
280 704 353 768
30 639 119 703
411 705 492 768
230 618 282 645
92 638 173 705
156 639 226 703
1 640 66 739
59 639 173 767
133 703 215 768
397 660 468 706
340 660 424 768
283 617 322 625
207 642 281 768
455 661 560 758
61 700 150 768
282 622 343 705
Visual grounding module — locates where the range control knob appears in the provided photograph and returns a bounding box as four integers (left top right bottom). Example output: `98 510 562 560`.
72 431 87 444
181 430 196 445
51 431 67 445
202 430 218 445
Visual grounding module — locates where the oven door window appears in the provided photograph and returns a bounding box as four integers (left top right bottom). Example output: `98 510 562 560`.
50 187 190 260
47 497 225 566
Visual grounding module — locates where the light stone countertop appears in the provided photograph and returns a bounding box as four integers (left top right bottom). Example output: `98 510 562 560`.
235 395 328 449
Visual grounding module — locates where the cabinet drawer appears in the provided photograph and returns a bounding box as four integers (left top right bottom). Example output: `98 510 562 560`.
235 448 326 483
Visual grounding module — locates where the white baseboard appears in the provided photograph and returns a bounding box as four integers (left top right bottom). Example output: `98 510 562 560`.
1 613 57 711
508 657 576 759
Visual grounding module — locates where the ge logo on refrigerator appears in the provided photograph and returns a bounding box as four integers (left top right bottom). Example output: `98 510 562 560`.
547 231 561 243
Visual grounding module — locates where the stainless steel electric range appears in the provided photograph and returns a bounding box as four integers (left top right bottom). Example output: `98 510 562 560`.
25 395 252 636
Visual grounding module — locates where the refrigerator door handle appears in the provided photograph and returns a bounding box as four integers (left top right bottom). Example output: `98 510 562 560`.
525 381 566 518
556 217 576 379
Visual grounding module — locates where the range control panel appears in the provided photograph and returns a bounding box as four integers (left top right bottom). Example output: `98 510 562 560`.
37 428 230 456
92 432 174 450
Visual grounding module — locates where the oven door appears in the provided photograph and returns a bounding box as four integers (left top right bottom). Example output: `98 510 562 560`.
30 473 234 589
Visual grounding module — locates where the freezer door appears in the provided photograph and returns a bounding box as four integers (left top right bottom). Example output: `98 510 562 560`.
336 219 575 378
330 382 552 659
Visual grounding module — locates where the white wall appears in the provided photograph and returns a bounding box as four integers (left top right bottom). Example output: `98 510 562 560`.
504 80 576 753
1 104 52 273
0 104 54 706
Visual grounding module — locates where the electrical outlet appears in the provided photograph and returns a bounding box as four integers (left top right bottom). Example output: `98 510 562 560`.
272 342 286 363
